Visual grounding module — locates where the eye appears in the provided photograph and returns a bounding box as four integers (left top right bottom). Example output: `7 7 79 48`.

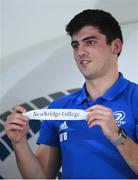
87 40 96 45
71 43 78 49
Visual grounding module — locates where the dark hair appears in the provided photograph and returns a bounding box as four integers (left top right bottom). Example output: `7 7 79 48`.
66 9 123 45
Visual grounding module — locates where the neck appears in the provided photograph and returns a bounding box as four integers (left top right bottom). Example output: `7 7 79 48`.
86 71 119 101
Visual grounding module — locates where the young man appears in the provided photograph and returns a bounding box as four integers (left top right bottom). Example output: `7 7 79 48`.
5 9 138 179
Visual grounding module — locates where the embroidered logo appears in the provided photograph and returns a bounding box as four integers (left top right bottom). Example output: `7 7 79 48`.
59 121 68 142
59 132 68 142
113 111 126 126
59 121 68 131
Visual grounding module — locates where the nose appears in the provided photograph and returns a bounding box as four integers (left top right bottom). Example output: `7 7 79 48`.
76 45 88 58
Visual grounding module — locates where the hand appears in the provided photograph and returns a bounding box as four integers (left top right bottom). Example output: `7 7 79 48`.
86 104 119 141
5 106 29 144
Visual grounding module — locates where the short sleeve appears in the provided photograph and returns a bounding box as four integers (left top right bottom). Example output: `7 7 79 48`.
36 120 59 147
36 103 60 147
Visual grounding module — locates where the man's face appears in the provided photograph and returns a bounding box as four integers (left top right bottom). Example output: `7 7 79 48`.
71 26 119 80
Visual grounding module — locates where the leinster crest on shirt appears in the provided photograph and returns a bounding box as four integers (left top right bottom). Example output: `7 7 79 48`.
113 111 126 126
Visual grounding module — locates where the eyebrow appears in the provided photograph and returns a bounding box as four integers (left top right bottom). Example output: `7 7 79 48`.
71 36 98 46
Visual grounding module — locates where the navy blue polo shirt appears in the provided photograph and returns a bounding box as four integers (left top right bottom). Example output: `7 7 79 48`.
37 73 138 179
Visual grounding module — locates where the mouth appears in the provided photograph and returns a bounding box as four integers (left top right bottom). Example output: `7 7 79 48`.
80 60 91 65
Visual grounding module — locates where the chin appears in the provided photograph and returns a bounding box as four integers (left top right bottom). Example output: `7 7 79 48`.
83 72 98 80
83 74 94 80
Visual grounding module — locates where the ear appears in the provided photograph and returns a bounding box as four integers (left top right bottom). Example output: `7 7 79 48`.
111 38 122 55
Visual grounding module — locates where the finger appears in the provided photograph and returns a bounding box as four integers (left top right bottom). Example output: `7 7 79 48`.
7 119 29 131
87 114 104 125
7 113 29 123
88 119 102 128
87 109 112 119
9 119 28 127
6 116 28 128
6 123 25 131
86 104 111 112
13 113 29 121
12 106 27 113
